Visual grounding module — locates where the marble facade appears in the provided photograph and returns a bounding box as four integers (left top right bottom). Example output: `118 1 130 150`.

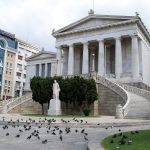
53 11 150 84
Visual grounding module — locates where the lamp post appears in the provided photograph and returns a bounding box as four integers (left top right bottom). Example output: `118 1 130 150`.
92 53 95 72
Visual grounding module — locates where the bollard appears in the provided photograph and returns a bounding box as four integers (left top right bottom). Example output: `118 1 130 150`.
115 104 123 119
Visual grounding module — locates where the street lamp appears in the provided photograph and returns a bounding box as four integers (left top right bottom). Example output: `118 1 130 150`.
92 53 95 72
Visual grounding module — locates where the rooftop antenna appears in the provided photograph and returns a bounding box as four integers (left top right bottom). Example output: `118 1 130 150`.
88 0 95 15
93 0 95 12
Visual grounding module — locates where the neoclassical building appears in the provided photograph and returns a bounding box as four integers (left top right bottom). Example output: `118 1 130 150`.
52 11 150 119
53 11 150 84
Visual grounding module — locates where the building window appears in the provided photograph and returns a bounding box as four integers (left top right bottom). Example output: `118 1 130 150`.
7 62 9 67
24 74 26 78
10 63 12 68
8 81 10 86
24 65 27 70
18 55 23 60
36 64 39 76
41 64 45 78
17 64 22 71
9 72 11 75
16 72 21 77
8 54 10 57
11 55 13 58
47 63 51 77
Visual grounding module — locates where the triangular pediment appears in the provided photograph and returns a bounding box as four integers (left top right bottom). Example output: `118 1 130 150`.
53 14 136 36
26 51 56 61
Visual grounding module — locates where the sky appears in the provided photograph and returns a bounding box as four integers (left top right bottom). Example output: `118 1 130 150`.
0 0 149 52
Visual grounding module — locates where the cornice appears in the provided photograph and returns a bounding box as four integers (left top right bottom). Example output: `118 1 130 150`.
52 14 136 36
53 19 138 37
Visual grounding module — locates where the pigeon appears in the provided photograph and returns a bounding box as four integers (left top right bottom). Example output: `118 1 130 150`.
60 135 63 141
6 133 9 136
81 129 85 133
27 135 32 140
128 139 132 145
112 134 117 138
135 130 139 134
84 135 88 141
110 139 114 143
16 134 20 138
42 139 47 144
19 129 23 132
52 132 56 135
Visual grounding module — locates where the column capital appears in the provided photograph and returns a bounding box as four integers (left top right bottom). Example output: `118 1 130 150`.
97 39 104 42
115 36 122 40
131 33 138 38
55 45 62 49
82 41 89 46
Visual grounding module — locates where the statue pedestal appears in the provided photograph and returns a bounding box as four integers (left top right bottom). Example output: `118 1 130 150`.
48 98 61 115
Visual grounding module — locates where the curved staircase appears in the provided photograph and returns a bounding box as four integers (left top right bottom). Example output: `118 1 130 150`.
0 94 32 113
63 74 150 119
0 74 150 119
118 83 150 119
125 92 150 119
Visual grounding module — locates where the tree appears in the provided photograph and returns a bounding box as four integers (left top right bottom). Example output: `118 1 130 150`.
30 76 98 115
30 77 53 114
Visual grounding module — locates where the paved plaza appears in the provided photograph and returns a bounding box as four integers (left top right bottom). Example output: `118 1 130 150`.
0 114 149 150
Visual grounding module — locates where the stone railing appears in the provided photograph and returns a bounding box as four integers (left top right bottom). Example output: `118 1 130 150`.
119 83 150 100
96 75 130 117
0 94 32 113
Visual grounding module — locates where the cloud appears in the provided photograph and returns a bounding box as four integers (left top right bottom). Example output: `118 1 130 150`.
0 0 149 52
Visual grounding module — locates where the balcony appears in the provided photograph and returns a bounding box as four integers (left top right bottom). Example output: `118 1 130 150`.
15 86 21 90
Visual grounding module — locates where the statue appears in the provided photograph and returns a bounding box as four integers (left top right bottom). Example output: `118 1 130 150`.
53 80 60 99
48 80 61 115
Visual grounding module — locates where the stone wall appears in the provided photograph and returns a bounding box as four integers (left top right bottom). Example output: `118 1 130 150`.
98 83 124 116
60 101 94 116
8 99 48 115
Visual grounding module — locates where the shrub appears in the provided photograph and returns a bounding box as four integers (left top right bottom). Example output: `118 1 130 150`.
83 107 91 116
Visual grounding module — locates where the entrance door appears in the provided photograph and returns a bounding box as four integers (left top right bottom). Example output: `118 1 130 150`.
105 45 115 74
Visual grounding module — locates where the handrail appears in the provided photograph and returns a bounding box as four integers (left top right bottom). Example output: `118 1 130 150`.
119 83 150 100
7 94 32 112
96 75 129 117
0 94 32 113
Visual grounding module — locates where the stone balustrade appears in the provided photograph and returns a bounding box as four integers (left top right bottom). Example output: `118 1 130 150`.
0 94 32 113
119 83 150 100
96 75 129 117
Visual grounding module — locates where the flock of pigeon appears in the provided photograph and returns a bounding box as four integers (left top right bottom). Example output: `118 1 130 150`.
0 117 93 145
0 116 139 148
109 128 140 146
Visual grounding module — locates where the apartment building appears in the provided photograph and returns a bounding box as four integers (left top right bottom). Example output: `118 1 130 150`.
0 29 40 100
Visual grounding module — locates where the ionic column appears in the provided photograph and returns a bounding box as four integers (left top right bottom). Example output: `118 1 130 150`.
39 64 41 77
56 46 62 76
115 37 122 78
131 35 139 78
45 63 48 77
82 42 89 74
68 44 74 75
98 40 105 76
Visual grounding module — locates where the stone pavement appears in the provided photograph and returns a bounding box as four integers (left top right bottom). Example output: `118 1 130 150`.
0 114 150 126
0 114 149 150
